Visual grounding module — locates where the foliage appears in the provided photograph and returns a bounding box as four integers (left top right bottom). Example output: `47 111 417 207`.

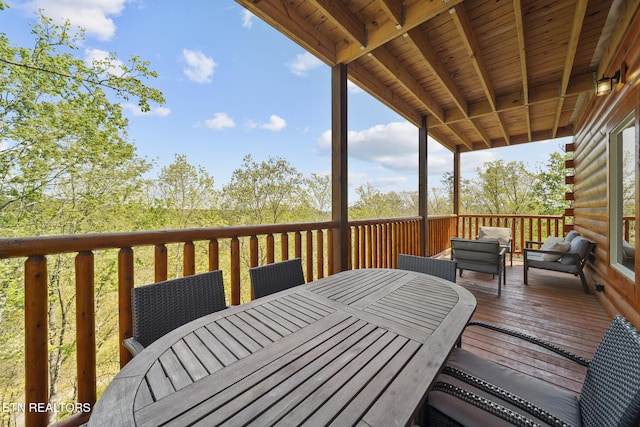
220 154 303 224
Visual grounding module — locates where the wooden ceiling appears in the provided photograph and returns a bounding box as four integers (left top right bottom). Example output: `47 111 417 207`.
235 0 633 153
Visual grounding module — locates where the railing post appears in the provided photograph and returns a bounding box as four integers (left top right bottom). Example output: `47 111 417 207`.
118 247 134 368
155 244 168 282
230 237 240 305
75 251 96 412
209 239 219 271
183 241 195 276
25 256 49 427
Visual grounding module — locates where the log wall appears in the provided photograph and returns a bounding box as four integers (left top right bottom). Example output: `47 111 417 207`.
573 7 640 327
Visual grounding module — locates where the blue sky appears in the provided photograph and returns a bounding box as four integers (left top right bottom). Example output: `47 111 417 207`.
1 0 569 200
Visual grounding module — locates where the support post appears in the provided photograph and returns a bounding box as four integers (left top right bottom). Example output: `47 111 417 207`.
332 63 349 272
418 115 429 256
453 147 461 236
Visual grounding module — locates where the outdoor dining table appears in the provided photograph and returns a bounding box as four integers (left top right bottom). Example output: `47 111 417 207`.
89 268 476 427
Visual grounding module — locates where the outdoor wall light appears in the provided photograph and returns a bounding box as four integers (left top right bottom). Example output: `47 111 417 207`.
596 69 620 96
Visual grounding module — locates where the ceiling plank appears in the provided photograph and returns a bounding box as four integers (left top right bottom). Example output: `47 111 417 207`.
239 0 336 65
512 0 531 140
336 0 464 64
313 0 367 48
371 45 445 123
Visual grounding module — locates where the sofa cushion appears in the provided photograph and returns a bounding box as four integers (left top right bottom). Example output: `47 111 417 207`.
429 348 581 427
560 236 592 265
563 230 580 243
478 226 511 246
525 237 570 262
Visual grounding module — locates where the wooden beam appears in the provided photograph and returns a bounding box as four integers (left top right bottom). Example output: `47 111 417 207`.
449 5 496 111
553 0 587 137
336 0 464 63
371 45 445 123
407 27 469 117
449 5 510 145
347 61 423 127
380 0 404 28
331 64 349 272
432 72 594 129
512 0 531 140
313 0 366 47
418 115 428 256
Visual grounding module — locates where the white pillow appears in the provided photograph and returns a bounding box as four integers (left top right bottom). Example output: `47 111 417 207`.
541 238 571 261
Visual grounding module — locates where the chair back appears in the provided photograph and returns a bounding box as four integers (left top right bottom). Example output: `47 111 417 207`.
250 258 305 299
131 270 226 348
580 316 640 427
397 254 457 283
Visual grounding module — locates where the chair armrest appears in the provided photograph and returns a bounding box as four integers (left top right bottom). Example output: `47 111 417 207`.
465 320 590 366
122 338 145 357
524 240 544 248
431 381 544 427
435 367 572 426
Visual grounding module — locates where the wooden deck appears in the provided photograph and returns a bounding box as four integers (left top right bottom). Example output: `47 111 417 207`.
453 258 612 395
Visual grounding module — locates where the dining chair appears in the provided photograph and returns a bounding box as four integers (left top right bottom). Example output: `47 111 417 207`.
424 316 640 427
250 258 305 299
123 270 227 356
397 254 457 283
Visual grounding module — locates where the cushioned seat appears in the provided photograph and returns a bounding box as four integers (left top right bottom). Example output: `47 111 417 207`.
429 349 581 427
524 232 594 293
425 316 640 427
451 238 506 295
477 226 513 266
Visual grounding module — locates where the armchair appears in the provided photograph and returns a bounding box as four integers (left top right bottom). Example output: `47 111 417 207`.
451 238 506 296
425 316 640 427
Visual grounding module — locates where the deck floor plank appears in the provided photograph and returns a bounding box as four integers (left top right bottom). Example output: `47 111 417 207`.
455 259 611 394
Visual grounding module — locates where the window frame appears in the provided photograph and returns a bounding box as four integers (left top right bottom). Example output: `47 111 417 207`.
609 112 637 281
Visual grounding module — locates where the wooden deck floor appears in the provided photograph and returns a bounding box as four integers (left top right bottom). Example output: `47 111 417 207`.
452 258 612 395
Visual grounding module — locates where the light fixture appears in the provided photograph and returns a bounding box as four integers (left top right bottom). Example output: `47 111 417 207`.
596 69 621 96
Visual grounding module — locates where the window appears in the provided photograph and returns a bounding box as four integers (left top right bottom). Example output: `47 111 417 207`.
610 113 637 279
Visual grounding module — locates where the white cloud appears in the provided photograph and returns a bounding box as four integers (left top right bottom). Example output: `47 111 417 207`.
287 52 323 76
261 115 286 131
182 49 217 84
24 0 126 41
347 81 364 94
123 103 171 117
84 48 124 75
204 113 235 130
241 10 254 28
317 121 456 174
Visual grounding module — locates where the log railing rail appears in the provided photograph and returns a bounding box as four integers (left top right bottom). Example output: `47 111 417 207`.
0 213 571 427
1 216 432 427
458 214 566 255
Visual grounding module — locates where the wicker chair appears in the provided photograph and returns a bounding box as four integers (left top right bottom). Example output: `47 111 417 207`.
397 254 457 283
249 258 305 299
122 270 226 356
424 316 640 427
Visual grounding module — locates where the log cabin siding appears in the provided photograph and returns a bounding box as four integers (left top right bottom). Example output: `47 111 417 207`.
573 7 640 327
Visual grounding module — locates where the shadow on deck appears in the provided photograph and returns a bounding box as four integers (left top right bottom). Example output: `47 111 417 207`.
451 257 611 395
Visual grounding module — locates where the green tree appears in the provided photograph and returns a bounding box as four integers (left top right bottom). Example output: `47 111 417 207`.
0 9 163 423
301 173 331 221
472 160 534 214
529 151 571 215
221 154 303 225
0 11 164 224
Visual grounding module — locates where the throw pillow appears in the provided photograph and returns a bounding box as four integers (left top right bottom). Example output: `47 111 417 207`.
478 226 511 246
541 241 571 261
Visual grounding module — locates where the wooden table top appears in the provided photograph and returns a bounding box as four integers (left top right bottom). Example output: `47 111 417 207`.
89 268 476 427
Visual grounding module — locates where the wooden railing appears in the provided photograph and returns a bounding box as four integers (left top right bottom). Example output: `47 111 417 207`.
458 214 566 254
1 216 437 427
0 213 561 426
